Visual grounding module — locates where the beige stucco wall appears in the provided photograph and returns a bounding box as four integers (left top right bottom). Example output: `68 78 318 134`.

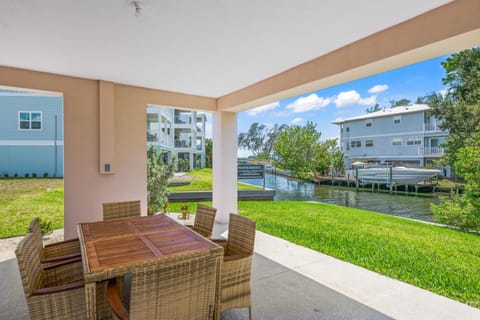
0 66 215 239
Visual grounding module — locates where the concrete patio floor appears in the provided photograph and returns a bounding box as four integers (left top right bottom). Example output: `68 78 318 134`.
1 226 479 319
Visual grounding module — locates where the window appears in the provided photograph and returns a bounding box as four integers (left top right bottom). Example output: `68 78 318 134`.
365 120 372 127
392 138 402 146
346 127 350 132
393 116 401 125
407 137 422 146
365 140 374 147
19 111 42 130
350 140 361 148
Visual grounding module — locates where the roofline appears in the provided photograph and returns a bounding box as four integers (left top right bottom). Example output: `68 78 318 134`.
333 104 431 124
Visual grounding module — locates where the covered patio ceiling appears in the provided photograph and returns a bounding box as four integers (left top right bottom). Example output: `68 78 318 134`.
2 0 478 111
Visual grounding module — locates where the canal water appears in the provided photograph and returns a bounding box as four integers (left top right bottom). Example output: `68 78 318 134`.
241 173 441 222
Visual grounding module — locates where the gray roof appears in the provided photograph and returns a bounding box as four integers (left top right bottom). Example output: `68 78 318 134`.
333 104 431 124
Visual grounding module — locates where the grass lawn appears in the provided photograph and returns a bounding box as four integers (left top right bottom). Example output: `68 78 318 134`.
2 179 479 308
0 179 64 238
167 168 261 192
237 201 480 308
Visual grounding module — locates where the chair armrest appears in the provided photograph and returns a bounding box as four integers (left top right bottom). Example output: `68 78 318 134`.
41 252 82 264
43 257 82 270
43 238 81 259
107 279 130 320
31 280 84 296
224 253 252 262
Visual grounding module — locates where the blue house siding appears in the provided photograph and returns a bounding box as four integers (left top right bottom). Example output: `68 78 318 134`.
0 145 63 177
335 105 450 176
0 91 64 177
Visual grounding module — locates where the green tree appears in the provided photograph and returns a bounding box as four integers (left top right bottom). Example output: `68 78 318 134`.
273 122 340 179
432 134 480 231
425 47 480 166
428 47 480 230
259 123 287 160
238 122 267 158
205 138 213 168
366 103 382 113
147 146 175 214
390 99 411 107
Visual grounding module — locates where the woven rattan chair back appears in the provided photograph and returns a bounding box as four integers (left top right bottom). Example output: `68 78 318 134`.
226 214 256 256
103 200 141 221
217 214 256 319
15 232 90 319
193 204 217 238
127 251 221 319
28 218 44 258
15 232 44 296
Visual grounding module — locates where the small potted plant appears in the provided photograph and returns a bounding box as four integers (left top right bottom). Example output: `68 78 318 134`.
163 200 169 214
179 204 190 220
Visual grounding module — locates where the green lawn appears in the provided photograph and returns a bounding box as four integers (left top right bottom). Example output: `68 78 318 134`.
167 168 261 192
237 201 480 308
2 179 480 308
0 179 64 237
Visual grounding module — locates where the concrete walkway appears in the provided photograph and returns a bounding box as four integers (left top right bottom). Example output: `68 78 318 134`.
1 227 479 319
253 231 480 320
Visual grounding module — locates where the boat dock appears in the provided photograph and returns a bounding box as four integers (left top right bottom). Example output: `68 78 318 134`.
312 175 459 194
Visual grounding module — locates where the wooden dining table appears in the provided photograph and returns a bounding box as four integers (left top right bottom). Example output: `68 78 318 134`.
77 213 223 319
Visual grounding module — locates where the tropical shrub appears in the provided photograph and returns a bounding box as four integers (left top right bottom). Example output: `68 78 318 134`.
147 146 175 214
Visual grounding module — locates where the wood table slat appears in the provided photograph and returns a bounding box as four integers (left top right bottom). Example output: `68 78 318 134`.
79 214 220 276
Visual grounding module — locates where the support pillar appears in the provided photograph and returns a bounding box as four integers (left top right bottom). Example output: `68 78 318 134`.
212 111 237 224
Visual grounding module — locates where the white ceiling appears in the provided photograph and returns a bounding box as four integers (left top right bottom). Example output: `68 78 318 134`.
0 0 451 98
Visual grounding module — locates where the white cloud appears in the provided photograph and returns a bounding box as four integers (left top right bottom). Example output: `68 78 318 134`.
291 117 304 124
368 84 389 94
334 90 376 107
285 93 331 113
246 102 280 116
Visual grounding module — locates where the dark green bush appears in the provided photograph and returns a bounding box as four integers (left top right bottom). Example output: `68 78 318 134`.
177 158 190 172
40 220 53 235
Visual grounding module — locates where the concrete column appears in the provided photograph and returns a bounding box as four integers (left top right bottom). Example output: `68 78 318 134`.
212 111 237 224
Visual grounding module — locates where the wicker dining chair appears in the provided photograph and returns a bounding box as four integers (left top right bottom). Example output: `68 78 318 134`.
215 213 256 319
107 250 223 320
192 204 217 238
103 200 141 220
15 232 87 319
28 217 81 264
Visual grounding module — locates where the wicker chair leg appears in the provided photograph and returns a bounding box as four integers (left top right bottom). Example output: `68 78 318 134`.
249 306 252 320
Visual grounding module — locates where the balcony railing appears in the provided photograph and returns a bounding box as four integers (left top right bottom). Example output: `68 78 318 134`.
418 147 444 156
175 140 191 148
147 132 158 142
425 123 442 132
174 115 192 124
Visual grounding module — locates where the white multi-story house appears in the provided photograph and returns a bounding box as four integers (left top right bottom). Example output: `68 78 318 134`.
334 104 450 177
147 106 207 171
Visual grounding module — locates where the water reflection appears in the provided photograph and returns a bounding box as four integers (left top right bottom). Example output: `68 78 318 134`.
241 173 440 222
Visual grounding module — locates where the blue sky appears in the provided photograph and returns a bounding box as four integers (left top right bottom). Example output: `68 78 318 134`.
234 54 449 157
